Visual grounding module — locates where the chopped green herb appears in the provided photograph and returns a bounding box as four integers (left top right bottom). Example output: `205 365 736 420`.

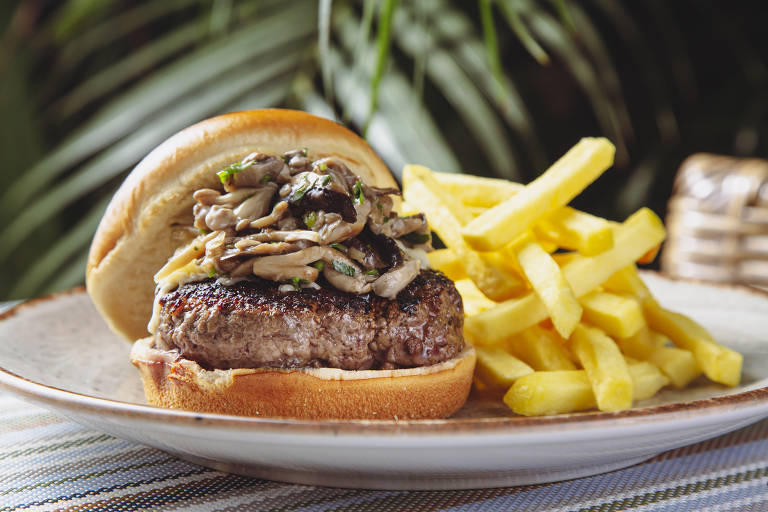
319 163 328 171
311 260 325 271
291 176 312 203
303 211 317 229
260 174 273 184
193 246 199 251
291 277 301 290
353 180 365 203
330 243 347 252
321 175 332 186
198 228 210 235
402 232 431 245
301 147 308 156
332 260 356 276
376 202 383 215
208 268 217 278
364 269 380 276
281 155 290 164
383 216 390 223
216 160 254 184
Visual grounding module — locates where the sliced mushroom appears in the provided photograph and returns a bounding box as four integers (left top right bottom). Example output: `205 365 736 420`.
204 204 236 231
233 183 277 221
240 200 289 230
371 259 420 299
192 188 221 205
229 155 285 189
235 230 320 248
322 265 372 294
317 200 372 244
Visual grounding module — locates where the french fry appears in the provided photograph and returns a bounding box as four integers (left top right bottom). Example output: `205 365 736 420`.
465 208 666 343
647 347 702 389
505 371 595 416
571 324 633 411
475 346 534 390
536 208 614 256
505 325 577 371
403 166 526 301
615 326 659 360
605 266 740 386
602 265 652 301
427 249 467 281
454 279 498 316
643 301 742 386
515 239 582 338
429 171 522 207
617 327 703 389
462 138 616 251
505 361 669 416
626 359 670 400
580 290 644 339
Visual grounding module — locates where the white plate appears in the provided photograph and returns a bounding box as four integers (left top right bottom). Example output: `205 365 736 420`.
1 273 767 490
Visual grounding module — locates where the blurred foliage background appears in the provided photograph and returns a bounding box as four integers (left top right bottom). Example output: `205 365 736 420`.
1 0 767 300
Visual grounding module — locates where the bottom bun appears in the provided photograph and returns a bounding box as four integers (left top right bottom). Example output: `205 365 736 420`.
130 337 476 420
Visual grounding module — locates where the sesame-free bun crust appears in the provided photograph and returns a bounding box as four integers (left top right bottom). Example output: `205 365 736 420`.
131 338 476 420
86 109 397 342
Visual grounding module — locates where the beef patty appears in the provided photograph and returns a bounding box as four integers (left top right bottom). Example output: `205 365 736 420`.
154 269 464 370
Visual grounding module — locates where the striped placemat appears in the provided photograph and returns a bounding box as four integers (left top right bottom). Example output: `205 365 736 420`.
1 393 767 511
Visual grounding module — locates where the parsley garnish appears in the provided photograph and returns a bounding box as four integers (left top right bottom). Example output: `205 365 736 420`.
376 202 383 215
311 260 325 271
291 175 313 203
208 268 217 278
319 163 328 171
364 269 380 276
321 175 332 186
401 232 431 245
216 160 254 184
303 211 317 229
198 228 210 235
291 277 301 290
260 174 273 184
301 147 308 156
353 180 365 203
330 243 347 252
332 260 356 276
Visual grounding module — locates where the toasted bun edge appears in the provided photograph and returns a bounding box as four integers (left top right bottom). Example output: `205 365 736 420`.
130 338 476 420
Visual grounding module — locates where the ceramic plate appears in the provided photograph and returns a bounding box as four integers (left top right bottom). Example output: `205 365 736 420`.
1 273 767 490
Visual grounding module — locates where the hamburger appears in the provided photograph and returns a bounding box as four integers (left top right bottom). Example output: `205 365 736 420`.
86 109 475 420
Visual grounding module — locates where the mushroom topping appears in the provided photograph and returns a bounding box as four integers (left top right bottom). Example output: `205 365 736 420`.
323 264 372 294
244 201 289 230
371 259 421 299
177 149 431 299
288 171 356 222
316 200 372 244
233 184 277 224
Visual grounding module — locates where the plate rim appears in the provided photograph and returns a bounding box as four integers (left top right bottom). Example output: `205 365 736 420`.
1 276 767 437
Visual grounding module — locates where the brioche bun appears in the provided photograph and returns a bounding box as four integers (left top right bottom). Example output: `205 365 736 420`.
86 109 474 420
131 337 476 420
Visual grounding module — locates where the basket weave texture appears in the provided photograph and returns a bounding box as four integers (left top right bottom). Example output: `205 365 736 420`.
662 153 768 287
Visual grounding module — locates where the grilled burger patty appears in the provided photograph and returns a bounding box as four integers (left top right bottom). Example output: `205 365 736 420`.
154 269 464 370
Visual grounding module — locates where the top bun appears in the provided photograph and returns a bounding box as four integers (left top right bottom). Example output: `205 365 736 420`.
86 109 398 342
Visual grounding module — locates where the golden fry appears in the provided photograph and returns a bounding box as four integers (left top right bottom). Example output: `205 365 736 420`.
571 324 633 412
462 138 616 251
580 290 644 339
475 346 534 390
465 208 666 343
515 240 582 338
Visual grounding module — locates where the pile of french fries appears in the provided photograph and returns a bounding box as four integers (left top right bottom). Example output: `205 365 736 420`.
402 138 743 417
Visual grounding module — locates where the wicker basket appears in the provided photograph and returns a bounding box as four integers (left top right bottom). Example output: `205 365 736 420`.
662 153 768 287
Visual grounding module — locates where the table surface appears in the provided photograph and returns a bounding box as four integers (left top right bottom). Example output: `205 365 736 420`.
1 391 767 512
